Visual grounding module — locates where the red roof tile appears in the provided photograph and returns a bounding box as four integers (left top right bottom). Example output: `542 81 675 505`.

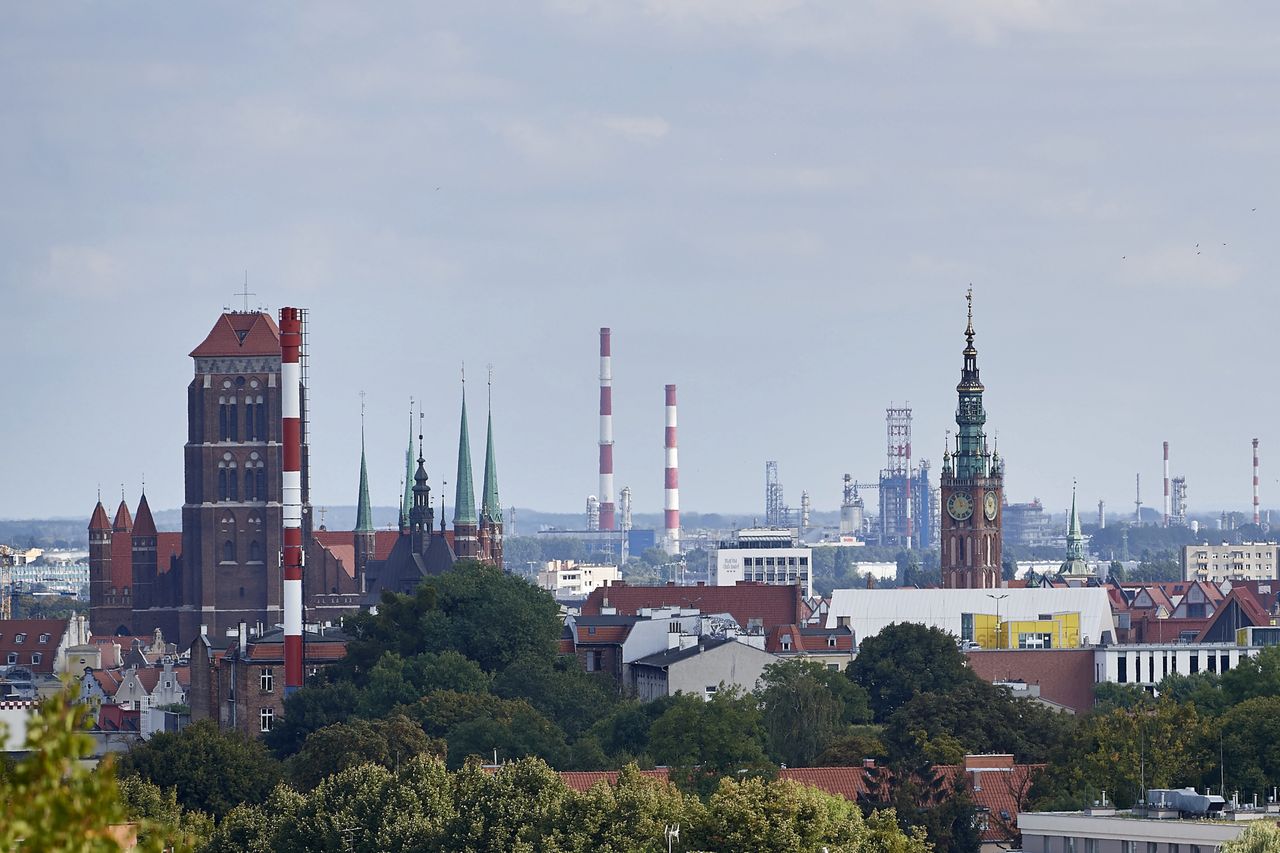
189 312 281 358
559 769 670 791
89 501 111 531
112 500 133 533
0 619 68 675
581 581 806 630
313 530 399 562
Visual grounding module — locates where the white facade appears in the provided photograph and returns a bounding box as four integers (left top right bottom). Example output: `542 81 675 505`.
1183 542 1279 583
1020 810 1258 852
1094 643 1256 688
715 529 811 598
826 588 1117 647
537 560 621 598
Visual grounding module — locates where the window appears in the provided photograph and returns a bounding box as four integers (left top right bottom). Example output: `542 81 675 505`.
704 685 717 699
37 634 49 644
30 653 41 665
228 401 238 441
244 469 255 501
827 635 838 648
260 668 274 693
218 468 228 501
14 633 25 645
1148 843 1158 853
827 664 839 672
259 706 274 732
1085 841 1099 853
6 653 16 665
1062 837 1075 853
1121 841 1136 853
249 541 263 563
223 540 236 563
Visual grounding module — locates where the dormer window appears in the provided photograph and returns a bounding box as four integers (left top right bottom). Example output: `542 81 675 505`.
38 634 50 644
15 633 26 645
827 635 838 648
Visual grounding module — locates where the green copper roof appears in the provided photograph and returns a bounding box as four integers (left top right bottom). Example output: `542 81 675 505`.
1065 487 1085 561
400 409 413 530
355 427 374 533
480 409 502 522
454 391 478 526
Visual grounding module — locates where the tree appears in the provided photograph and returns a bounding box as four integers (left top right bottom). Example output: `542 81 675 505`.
493 653 620 739
647 689 773 796
1222 820 1280 853
1092 682 1155 713
1156 671 1228 717
1222 646 1280 705
263 679 361 758
117 776 214 851
116 719 281 818
285 713 445 789
848 622 976 720
757 659 845 767
1217 697 1280 797
0 686 151 853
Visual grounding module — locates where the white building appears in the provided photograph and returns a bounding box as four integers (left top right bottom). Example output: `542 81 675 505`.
714 528 812 598
825 587 1117 647
1094 642 1256 688
1020 808 1263 852
537 560 621 598
1183 542 1279 583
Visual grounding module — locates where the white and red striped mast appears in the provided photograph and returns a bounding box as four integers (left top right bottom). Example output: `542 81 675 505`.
1254 438 1261 526
663 384 680 555
280 307 304 694
598 328 616 531
1163 441 1171 528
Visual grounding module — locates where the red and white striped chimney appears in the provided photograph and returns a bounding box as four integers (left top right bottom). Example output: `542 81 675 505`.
1254 438 1261 526
598 328 616 531
280 307 304 694
663 384 680 555
1163 441 1170 528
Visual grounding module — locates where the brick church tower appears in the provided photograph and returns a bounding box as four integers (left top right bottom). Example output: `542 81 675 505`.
939 289 1003 589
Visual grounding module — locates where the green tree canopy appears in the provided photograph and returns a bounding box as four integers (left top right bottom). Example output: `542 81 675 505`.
647 689 773 796
116 719 281 819
285 713 445 790
757 659 846 768
848 622 976 720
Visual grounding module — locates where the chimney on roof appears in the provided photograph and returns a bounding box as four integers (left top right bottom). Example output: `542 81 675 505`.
238 621 247 656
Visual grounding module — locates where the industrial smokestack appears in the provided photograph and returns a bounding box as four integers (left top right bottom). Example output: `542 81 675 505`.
663 384 680 555
1097 500 1105 529
279 307 305 695
1254 438 1261 526
598 328 616 531
1163 441 1171 528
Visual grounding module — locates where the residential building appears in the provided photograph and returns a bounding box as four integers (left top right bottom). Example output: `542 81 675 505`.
765 624 855 670
628 635 778 701
537 560 621 599
188 624 347 738
1019 806 1269 852
713 528 812 598
1095 642 1255 688
581 580 810 633
1183 542 1279 583
0 615 92 676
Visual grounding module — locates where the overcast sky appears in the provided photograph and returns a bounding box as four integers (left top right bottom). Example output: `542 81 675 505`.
4 2 1280 523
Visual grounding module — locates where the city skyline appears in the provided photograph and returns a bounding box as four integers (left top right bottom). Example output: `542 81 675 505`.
5 3 1280 519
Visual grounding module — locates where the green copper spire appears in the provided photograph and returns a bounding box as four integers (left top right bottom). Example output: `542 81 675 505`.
1061 483 1089 574
454 381 478 526
356 407 374 533
480 388 502 523
954 286 990 480
400 402 413 531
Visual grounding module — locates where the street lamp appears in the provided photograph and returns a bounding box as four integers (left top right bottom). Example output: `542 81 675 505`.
986 593 1008 649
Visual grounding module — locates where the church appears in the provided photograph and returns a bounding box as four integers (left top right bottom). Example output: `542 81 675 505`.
89 308 502 645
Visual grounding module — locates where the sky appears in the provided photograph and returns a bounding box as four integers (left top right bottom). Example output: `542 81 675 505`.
3 2 1280 523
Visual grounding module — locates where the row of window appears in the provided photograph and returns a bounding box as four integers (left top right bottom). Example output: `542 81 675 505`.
217 467 268 502
221 540 265 564
1113 651 1233 684
218 398 269 442
740 556 810 568
0 632 51 645
1057 837 1208 853
5 652 41 666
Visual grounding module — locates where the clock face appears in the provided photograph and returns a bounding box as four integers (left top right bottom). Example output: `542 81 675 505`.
984 492 998 521
947 493 974 521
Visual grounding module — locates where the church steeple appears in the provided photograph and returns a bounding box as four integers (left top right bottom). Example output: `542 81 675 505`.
356 406 374 534
478 373 504 567
1061 484 1088 575
400 402 413 533
453 376 479 558
953 286 990 480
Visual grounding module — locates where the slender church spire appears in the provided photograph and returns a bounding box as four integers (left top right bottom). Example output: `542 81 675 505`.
1061 483 1088 575
454 372 478 527
480 375 501 524
355 397 374 533
400 399 414 532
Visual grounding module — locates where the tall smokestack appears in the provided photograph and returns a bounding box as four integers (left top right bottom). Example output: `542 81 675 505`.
1163 441 1171 528
663 384 680 555
279 307 305 695
1254 438 1261 526
598 328 616 531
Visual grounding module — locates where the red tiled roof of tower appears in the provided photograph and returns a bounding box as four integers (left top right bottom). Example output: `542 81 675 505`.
112 500 133 533
581 581 807 629
89 501 111 531
132 494 157 537
189 312 282 358
156 533 182 573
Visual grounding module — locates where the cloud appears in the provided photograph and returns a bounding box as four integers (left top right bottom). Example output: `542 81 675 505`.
600 115 670 142
41 245 126 299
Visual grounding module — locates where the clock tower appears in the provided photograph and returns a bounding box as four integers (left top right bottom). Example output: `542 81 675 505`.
939 289 1003 589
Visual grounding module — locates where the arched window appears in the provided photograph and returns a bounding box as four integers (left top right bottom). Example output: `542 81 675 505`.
218 396 228 440
244 469 255 501
223 540 235 563
256 395 267 441
228 467 239 501
249 540 262 563
228 400 238 441
256 466 267 501
217 468 228 501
